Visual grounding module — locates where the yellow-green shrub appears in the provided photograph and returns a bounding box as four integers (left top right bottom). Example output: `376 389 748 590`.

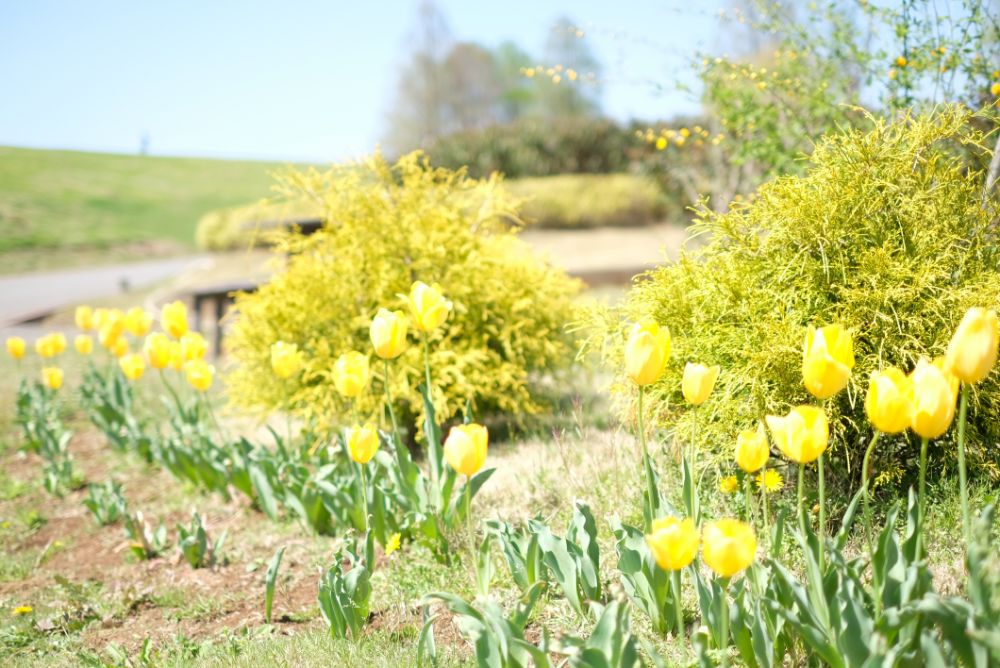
195 199 322 251
225 152 583 433
589 106 1000 489
508 174 670 228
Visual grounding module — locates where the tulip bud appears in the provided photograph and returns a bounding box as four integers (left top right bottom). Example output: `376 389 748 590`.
735 424 769 473
644 517 699 571
370 308 409 359
74 335 94 356
443 423 489 477
6 336 26 360
944 307 999 384
42 367 64 391
702 518 757 578
270 341 304 379
802 324 855 399
865 368 911 434
143 333 170 370
346 423 379 464
333 351 369 398
124 307 153 338
765 405 829 464
624 319 671 386
119 353 146 382
161 300 189 339
184 359 215 392
682 362 720 405
908 358 956 439
404 281 451 333
75 305 94 331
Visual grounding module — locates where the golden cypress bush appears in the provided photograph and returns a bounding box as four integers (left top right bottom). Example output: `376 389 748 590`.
592 106 1000 489
224 152 582 433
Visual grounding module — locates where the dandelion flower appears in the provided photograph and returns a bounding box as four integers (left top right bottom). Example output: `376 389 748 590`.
757 469 783 493
13 605 32 616
719 475 738 494
386 533 402 556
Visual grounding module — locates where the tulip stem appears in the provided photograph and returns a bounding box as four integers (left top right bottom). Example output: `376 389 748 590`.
637 386 657 531
957 384 970 546
743 475 753 525
383 359 400 440
860 431 880 569
464 475 474 561
158 369 183 414
760 468 770 541
359 461 369 535
671 569 685 640
718 577 730 667
201 393 227 446
817 453 826 571
797 463 806 539
916 436 929 560
422 335 440 495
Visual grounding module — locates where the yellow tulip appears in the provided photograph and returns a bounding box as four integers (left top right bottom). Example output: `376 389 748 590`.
702 518 757 578
98 314 125 349
119 353 146 382
865 368 912 434
944 307 999 384
42 367 64 391
180 331 208 361
932 356 960 399
161 300 189 339
184 359 214 392
682 362 720 405
92 307 109 330
370 308 409 359
74 335 94 356
624 319 671 386
35 333 65 358
735 424 769 473
802 323 855 399
6 336 26 360
270 341 304 379
333 351 369 398
765 405 829 464
74 305 94 331
404 281 451 333
168 341 184 371
124 307 153 337
109 336 129 359
346 423 380 464
907 358 956 439
144 333 172 370
443 423 489 477
645 517 699 571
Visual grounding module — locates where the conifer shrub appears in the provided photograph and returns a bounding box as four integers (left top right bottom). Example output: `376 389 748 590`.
224 152 582 433
591 106 1000 490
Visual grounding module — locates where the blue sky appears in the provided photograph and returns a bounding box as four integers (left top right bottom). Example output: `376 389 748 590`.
0 1 725 162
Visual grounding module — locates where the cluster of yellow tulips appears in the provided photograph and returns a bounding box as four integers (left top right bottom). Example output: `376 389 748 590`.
4 301 215 396
624 306 998 660
267 281 489 529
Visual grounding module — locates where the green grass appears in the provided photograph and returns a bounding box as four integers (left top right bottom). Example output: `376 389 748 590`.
0 146 304 265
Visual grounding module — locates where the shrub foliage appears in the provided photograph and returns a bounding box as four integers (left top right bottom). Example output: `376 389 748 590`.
225 152 582 432
508 173 669 228
593 106 1000 489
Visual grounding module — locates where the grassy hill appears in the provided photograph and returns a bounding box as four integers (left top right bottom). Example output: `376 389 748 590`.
0 146 301 270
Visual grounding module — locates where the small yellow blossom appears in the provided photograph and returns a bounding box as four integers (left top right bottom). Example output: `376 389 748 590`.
757 469 783 493
12 605 32 616
385 533 402 556
719 475 738 494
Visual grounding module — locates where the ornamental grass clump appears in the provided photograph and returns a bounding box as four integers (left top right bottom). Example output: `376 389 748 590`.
594 106 1000 488
225 151 582 433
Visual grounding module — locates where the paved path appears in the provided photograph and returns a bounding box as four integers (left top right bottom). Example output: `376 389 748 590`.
0 255 208 329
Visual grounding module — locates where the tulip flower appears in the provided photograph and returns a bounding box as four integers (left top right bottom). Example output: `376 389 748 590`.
735 425 769 473
624 319 671 386
865 368 912 434
119 353 146 382
75 305 94 331
109 336 129 359
702 518 757 578
765 406 828 465
184 359 214 392
180 331 208 361
144 333 172 370
945 307 999 384
404 281 451 333
124 307 153 338
802 323 855 399
443 423 489 477
682 362 720 405
161 300 189 339
6 336 25 360
333 351 369 398
270 341 304 379
42 367 63 391
370 308 409 359
92 307 109 330
35 333 65 358
346 423 379 465
907 358 956 439
168 341 184 371
645 516 699 571
74 335 93 356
